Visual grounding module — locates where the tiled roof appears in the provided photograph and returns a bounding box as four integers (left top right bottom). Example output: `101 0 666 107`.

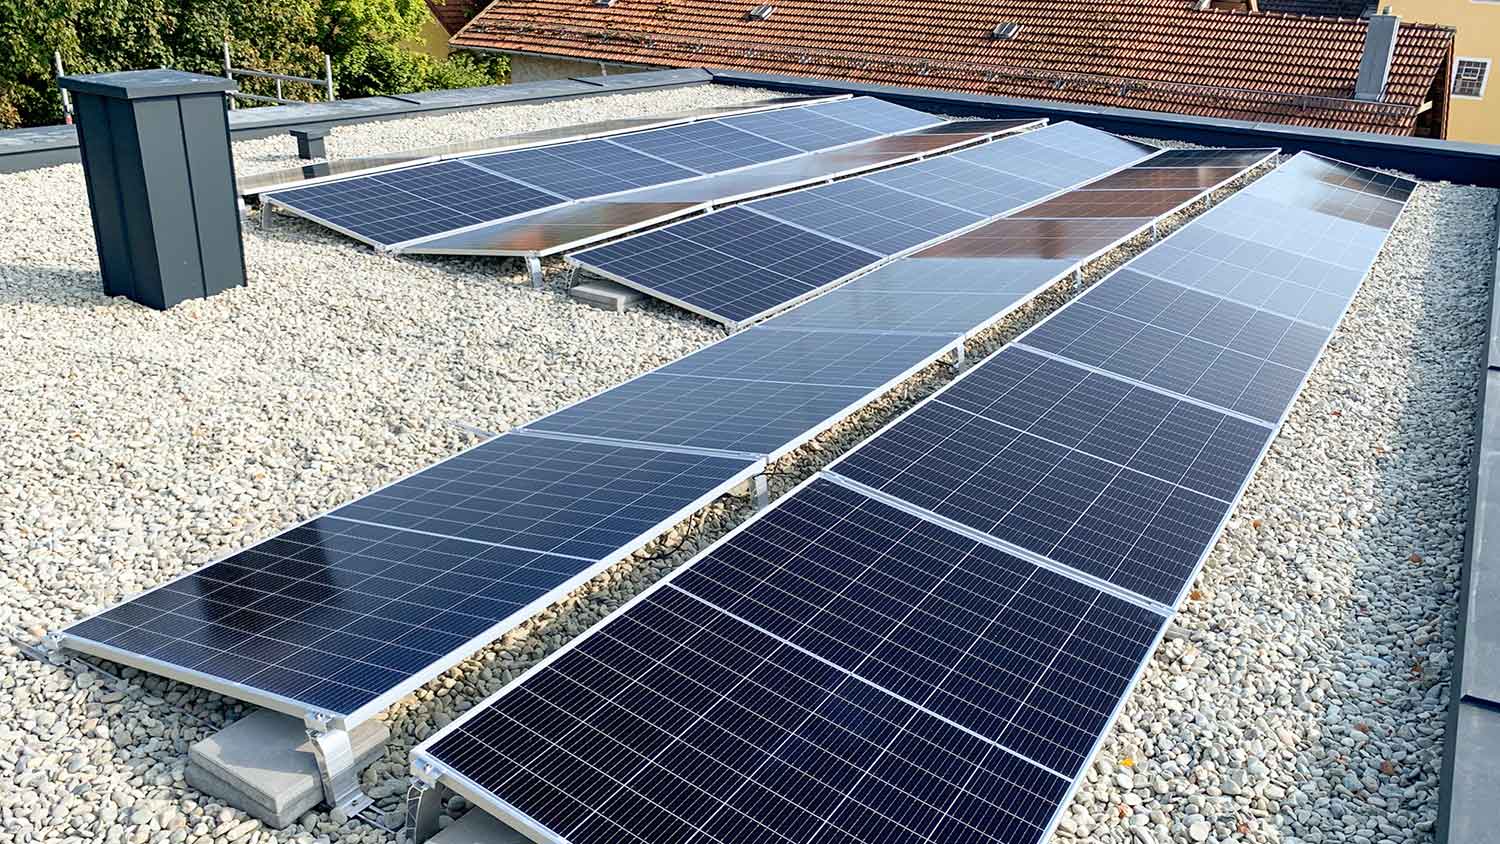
428 0 480 36
452 0 1453 135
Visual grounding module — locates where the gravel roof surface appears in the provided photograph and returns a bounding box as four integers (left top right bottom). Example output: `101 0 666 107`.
0 85 1496 844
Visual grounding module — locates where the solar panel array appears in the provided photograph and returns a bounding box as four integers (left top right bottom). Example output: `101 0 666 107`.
265 98 951 249
571 122 1162 327
414 153 1411 844
60 127 1247 731
403 120 1042 258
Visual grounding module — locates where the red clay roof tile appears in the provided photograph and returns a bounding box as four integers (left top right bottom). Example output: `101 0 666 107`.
451 0 1453 135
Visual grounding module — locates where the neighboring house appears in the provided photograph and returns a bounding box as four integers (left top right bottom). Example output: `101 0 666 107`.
449 0 1455 137
427 0 481 37
1385 0 1499 143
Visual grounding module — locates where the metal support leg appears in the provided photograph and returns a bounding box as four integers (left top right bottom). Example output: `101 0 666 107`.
260 204 275 231
1151 221 1159 242
404 774 449 844
525 256 545 290
306 720 372 817
950 344 966 369
566 264 581 287
753 474 770 510
1073 267 1083 292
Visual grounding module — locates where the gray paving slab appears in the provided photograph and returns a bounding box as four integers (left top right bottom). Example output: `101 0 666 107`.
1466 370 1500 706
1442 703 1500 844
430 810 531 843
185 711 388 828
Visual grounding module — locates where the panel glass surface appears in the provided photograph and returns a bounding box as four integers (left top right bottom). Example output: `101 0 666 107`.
526 330 955 455
1081 167 1254 191
330 433 756 560
467 140 701 198
1013 188 1202 219
66 517 594 715
808 97 947 134
751 180 982 256
1189 190 1388 268
1023 268 1328 423
720 107 881 150
673 479 1167 774
571 206 877 325
420 478 1169 844
610 121 802 173
915 218 1147 260
1138 149 1280 168
1244 171 1405 228
269 160 559 245
1273 153 1415 201
1128 226 1364 327
761 286 1034 336
865 156 1055 216
847 257 1079 295
403 201 699 255
831 347 1269 605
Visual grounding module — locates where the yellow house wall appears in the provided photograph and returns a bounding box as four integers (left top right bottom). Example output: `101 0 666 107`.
1388 0 1500 143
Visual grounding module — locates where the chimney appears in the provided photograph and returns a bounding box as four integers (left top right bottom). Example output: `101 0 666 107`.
1355 13 1400 101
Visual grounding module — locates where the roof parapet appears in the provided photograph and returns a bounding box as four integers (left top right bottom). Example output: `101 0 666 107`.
1355 13 1400 101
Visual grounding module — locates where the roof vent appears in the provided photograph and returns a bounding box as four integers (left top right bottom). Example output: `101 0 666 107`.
748 4 774 20
594 0 616 6
990 22 1022 40
1355 13 1400 101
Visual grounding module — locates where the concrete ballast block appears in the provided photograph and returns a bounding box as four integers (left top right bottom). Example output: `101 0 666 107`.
570 279 644 312
430 809 532 843
185 711 388 829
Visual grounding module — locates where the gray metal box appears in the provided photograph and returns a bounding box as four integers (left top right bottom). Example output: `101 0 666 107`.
58 69 246 309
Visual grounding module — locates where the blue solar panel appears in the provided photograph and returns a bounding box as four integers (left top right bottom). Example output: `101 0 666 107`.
268 161 560 246
765 284 1036 336
719 107 883 150
864 156 1056 216
63 434 757 718
526 329 956 456
807 97 946 134
417 477 1163 844
611 121 803 174
467 140 701 198
752 179 983 255
571 206 877 326
830 347 1269 606
846 257 1079 294
1023 268 1327 423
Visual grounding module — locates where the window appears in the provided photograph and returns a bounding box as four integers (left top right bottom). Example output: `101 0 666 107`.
1454 58 1490 99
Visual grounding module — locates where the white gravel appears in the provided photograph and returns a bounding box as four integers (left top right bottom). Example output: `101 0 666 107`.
0 88 1495 844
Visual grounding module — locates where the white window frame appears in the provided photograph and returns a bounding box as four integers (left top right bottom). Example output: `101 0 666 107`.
1453 57 1492 99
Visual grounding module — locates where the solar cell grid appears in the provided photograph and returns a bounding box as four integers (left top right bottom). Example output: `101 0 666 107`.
611 121 802 173
1245 171 1405 228
952 139 1123 189
844 257 1079 295
671 479 1168 775
1022 268 1328 422
761 285 1036 336
399 201 699 256
914 218 1146 260
467 141 700 198
750 180 982 256
329 433 756 561
268 161 560 246
719 107 880 150
1191 190 1388 268
830 347 1269 605
1082 167 1253 191
864 156 1055 216
1013 188 1200 219
808 97 948 134
572 206 875 325
1275 153 1415 201
1138 149 1279 169
1128 227 1362 327
64 517 604 715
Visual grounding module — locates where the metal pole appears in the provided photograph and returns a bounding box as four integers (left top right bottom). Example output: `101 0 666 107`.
54 51 72 124
324 54 335 101
222 40 235 110
275 77 283 101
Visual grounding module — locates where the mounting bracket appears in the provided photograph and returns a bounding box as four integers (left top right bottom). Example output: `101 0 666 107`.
303 712 373 817
525 256 545 290
752 473 770 510
404 761 449 844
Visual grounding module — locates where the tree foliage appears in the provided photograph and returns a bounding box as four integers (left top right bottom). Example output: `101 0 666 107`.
0 0 506 128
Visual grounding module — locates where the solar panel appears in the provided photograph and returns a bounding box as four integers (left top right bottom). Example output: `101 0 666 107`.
266 161 561 247
526 329 957 457
1012 188 1202 219
829 346 1270 606
1188 190 1389 268
1243 171 1406 228
760 285 1036 336
751 180 983 255
1081 166 1256 191
573 123 1161 326
395 201 700 257
808 96 950 134
571 206 877 326
1138 149 1280 168
844 257 1078 294
915 217 1150 260
467 141 702 198
1273 153 1414 201
610 121 802 173
719 107 884 150
950 123 1157 188
864 156 1056 216
1021 268 1327 423
415 477 1164 844
62 435 758 720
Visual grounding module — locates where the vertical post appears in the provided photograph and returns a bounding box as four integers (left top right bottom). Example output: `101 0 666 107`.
58 70 247 309
275 77 283 101
222 40 235 110
324 54 335 102
54 52 73 124
753 474 770 510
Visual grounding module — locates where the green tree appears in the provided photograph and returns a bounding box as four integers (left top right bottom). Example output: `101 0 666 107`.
0 0 505 128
